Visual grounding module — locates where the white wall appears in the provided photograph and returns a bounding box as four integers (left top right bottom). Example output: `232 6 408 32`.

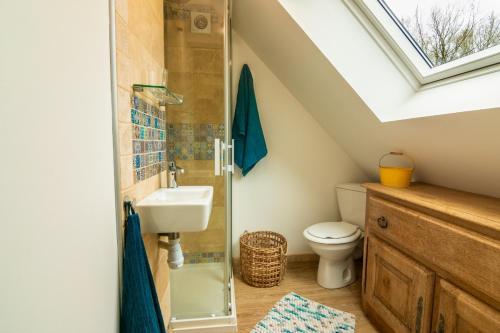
231 32 367 256
233 0 500 198
0 1 119 332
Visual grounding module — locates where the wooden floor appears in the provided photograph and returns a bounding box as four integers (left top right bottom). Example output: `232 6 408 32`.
234 260 379 333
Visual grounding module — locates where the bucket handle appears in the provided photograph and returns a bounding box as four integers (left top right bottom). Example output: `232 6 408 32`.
379 152 415 170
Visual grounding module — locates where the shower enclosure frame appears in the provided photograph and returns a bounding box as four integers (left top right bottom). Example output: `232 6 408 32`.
168 0 236 331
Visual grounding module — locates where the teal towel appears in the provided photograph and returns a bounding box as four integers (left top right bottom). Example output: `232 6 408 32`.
232 64 267 176
121 213 166 333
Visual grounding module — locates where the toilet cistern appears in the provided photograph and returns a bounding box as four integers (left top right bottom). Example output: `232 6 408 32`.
168 161 184 188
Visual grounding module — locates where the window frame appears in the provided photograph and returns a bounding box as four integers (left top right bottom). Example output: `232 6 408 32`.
351 0 500 86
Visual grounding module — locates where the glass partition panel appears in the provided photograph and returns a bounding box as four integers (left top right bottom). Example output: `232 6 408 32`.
164 0 230 320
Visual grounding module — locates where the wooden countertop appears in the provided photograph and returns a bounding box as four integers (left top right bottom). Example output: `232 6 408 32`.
364 183 500 240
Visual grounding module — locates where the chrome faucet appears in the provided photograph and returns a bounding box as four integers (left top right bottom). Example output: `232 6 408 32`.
168 161 184 188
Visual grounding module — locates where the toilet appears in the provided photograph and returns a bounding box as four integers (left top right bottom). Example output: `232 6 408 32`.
303 183 366 289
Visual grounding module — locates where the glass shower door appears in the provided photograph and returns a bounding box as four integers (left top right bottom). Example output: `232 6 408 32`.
223 0 233 316
165 0 234 324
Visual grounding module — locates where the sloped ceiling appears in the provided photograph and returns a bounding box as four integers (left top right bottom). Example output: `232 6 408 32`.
233 0 500 198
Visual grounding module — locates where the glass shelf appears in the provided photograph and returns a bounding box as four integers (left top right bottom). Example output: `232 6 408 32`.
132 84 183 106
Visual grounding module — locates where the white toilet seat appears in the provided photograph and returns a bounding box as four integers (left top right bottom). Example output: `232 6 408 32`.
304 222 361 245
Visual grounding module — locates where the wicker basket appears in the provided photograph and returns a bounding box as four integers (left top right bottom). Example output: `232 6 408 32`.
239 231 287 288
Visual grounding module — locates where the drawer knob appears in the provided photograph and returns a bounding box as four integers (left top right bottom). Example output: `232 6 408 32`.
377 216 388 228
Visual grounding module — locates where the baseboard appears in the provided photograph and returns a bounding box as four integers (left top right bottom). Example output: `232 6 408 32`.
286 253 319 263
232 253 319 272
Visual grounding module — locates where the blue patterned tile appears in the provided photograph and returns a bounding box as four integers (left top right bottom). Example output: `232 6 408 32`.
133 155 140 169
133 141 141 154
130 94 167 183
166 123 225 161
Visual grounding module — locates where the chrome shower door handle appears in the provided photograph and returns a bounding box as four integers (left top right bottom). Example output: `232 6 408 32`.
215 138 234 175
226 139 234 174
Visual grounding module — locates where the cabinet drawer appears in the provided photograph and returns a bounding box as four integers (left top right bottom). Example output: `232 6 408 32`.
366 195 500 306
433 279 500 332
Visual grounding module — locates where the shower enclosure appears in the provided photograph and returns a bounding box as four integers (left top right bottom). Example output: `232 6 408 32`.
163 0 235 330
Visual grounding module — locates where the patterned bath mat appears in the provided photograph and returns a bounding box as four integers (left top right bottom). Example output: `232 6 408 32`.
251 292 355 333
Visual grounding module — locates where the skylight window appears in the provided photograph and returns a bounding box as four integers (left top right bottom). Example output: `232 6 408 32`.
353 0 500 84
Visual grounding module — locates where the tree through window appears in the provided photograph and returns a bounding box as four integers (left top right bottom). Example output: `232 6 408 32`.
383 0 500 67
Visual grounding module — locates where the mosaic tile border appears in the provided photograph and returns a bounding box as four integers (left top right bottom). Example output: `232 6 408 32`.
131 96 167 183
166 2 220 23
183 251 225 264
166 123 224 161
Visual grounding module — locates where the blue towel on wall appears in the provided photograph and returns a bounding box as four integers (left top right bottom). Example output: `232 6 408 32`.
120 214 166 333
232 64 268 176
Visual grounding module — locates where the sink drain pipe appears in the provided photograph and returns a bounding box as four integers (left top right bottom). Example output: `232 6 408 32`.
161 232 184 269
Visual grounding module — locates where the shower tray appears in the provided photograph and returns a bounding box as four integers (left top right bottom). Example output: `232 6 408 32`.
169 263 237 332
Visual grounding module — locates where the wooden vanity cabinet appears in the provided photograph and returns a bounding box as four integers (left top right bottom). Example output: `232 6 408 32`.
362 183 500 333
432 279 500 333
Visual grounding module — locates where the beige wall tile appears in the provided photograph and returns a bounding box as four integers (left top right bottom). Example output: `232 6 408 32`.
147 0 164 23
116 49 132 90
138 175 161 200
213 176 225 206
127 32 144 84
128 0 154 56
173 160 214 177
118 122 132 156
120 154 133 190
180 207 225 253
116 0 129 23
167 47 193 73
165 20 189 48
176 174 214 186
181 229 225 253
151 20 165 67
180 238 201 253
117 87 132 123
192 48 223 74
115 14 129 55
208 207 225 230
166 72 224 123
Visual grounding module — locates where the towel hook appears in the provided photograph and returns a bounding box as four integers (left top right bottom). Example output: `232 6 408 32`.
123 196 136 219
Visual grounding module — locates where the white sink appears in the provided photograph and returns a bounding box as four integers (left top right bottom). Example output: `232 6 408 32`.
136 186 213 233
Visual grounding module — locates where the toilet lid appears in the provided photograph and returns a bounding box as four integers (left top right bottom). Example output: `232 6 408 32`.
307 222 359 239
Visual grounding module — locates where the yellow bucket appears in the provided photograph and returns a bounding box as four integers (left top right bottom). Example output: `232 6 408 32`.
379 152 415 188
